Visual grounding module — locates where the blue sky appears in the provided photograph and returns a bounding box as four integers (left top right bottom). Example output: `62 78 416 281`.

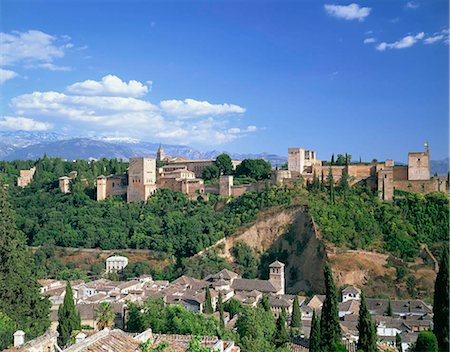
0 0 448 161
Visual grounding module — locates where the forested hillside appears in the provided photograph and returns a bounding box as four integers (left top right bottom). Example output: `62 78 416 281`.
1 157 448 279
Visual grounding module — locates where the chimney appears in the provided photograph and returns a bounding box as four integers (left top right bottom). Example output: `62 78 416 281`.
14 330 25 347
75 332 87 344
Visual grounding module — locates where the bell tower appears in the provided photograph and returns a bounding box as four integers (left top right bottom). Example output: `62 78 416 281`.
157 143 165 162
269 260 285 295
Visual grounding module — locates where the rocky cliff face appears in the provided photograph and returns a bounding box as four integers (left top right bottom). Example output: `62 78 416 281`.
202 205 327 294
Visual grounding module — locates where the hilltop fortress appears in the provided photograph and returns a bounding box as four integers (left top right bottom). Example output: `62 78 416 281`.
274 145 446 201
46 144 446 203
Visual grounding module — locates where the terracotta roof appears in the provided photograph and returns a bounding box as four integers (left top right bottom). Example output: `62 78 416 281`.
63 329 139 351
232 279 278 293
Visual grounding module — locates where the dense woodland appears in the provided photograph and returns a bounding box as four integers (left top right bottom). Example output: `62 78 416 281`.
1 157 448 277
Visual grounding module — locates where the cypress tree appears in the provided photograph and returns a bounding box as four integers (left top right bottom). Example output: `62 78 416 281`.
204 287 213 314
331 154 335 165
320 265 341 351
290 295 302 334
274 309 290 347
217 291 225 330
320 170 325 192
327 168 335 203
356 291 378 352
57 282 81 346
259 295 271 312
0 184 50 338
340 167 349 193
433 249 449 352
309 310 321 352
386 300 393 316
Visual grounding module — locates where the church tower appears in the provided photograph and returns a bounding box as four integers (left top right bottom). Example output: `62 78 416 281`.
269 260 285 295
157 143 165 162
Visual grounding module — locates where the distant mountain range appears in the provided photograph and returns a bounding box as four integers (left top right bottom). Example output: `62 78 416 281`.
0 131 287 166
0 131 447 174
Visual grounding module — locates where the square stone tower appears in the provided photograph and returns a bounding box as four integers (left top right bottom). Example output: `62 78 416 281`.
269 260 285 295
127 157 157 203
288 148 316 174
408 150 430 181
97 175 107 201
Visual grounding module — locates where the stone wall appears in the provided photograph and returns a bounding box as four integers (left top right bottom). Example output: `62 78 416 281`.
106 175 127 197
393 177 446 194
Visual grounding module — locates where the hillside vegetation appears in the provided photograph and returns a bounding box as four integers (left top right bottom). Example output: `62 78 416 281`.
1 157 448 286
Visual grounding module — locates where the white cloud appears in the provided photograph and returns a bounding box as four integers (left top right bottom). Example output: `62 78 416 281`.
228 127 241 134
406 1 419 9
0 30 71 66
0 68 17 84
67 75 150 97
7 75 255 146
376 32 424 51
424 29 449 45
424 35 444 44
34 63 72 71
363 37 376 44
160 98 246 117
324 3 371 22
0 116 52 131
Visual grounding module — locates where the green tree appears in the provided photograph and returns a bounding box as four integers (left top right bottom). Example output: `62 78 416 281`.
0 312 16 350
326 168 335 204
202 165 220 181
224 298 243 319
320 265 342 351
414 331 438 352
274 309 290 347
0 184 50 338
385 300 393 317
258 295 271 312
204 287 213 315
187 336 213 352
96 302 115 330
340 167 349 193
356 291 378 352
215 154 233 175
57 282 81 346
235 159 272 180
331 154 335 165
309 310 321 352
290 296 302 334
433 249 449 352
217 291 225 330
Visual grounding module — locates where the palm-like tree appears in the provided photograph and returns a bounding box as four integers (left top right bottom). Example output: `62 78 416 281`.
96 302 115 330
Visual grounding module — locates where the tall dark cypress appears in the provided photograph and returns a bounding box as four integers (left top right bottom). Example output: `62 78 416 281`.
433 249 449 352
356 291 378 352
0 184 50 338
290 295 302 333
320 265 341 351
57 282 81 346
217 291 225 330
327 168 335 203
320 170 325 192
309 310 321 352
204 286 213 314
274 309 290 347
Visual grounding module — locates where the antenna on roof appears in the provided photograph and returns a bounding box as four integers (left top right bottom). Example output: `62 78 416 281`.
424 141 429 153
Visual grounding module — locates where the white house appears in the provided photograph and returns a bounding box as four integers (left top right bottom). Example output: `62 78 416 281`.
106 255 128 272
